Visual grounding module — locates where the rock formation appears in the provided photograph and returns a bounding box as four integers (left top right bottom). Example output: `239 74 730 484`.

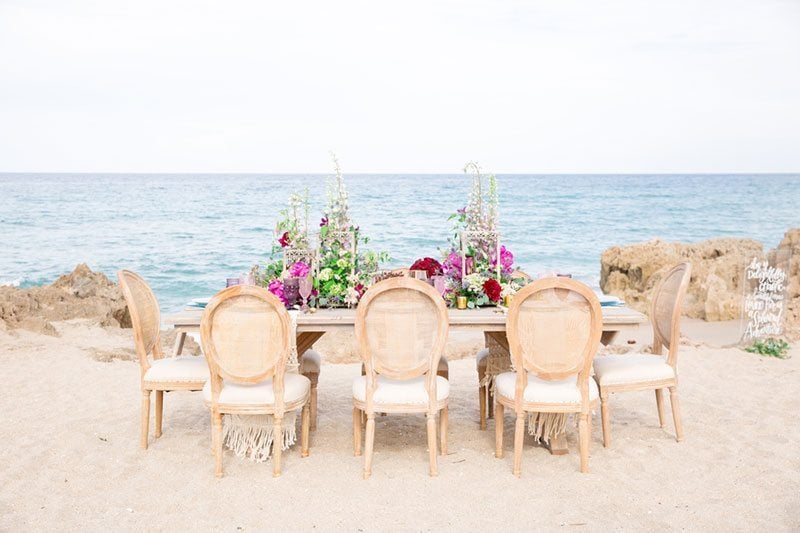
0 264 131 335
600 229 799 337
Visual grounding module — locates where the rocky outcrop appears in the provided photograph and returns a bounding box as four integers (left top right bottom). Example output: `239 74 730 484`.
769 229 800 339
600 230 800 335
0 264 131 335
601 237 763 321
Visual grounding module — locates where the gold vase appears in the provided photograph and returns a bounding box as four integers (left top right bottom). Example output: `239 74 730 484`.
456 296 468 309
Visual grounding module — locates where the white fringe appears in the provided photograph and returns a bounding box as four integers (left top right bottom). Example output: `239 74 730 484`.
223 413 298 463
527 412 569 444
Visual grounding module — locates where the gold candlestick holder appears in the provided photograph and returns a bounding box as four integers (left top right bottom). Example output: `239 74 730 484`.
456 296 468 309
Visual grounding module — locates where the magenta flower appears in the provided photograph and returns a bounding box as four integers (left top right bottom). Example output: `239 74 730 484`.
491 245 515 275
267 279 287 305
320 216 329 227
288 261 310 278
278 231 290 248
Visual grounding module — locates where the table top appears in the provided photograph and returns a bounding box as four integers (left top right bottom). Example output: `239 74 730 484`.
164 305 646 331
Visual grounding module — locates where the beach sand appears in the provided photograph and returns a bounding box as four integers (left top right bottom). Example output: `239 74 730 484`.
0 319 798 531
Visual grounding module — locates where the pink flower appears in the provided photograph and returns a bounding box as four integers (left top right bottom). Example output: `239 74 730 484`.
278 231 290 248
267 279 287 305
491 245 515 275
320 216 329 227
288 261 310 278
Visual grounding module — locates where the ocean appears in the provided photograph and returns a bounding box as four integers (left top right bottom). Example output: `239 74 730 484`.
1 173 798 312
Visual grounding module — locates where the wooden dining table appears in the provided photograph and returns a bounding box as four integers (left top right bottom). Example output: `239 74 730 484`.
164 304 647 454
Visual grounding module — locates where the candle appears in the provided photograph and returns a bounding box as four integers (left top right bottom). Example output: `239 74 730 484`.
456 296 468 309
503 294 513 307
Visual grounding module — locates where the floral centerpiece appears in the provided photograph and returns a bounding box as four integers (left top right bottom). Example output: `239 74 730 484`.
315 154 389 307
253 189 316 306
422 162 525 308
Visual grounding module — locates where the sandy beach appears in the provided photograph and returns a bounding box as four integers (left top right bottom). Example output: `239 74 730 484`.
1 318 797 531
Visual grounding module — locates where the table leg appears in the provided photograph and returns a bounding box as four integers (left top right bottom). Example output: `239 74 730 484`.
543 433 569 455
600 330 618 346
296 332 325 357
173 331 186 356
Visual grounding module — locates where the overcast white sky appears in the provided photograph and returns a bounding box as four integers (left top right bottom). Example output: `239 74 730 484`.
0 0 798 173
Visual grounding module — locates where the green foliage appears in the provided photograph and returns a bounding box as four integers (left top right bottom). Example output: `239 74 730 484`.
744 338 791 359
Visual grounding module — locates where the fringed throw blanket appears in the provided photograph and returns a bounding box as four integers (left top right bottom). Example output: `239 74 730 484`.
222 310 301 462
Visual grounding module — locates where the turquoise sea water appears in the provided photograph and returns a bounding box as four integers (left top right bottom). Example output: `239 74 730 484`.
1 174 798 312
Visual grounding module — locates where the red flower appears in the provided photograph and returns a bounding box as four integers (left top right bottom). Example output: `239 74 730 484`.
278 231 290 248
483 278 502 302
409 257 443 278
320 216 329 227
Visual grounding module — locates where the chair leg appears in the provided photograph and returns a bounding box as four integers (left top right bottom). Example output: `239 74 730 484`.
513 412 525 477
439 406 448 455
272 416 283 477
669 386 684 442
578 412 590 473
487 386 494 419
363 413 375 479
353 407 362 456
140 390 151 449
154 390 163 438
427 412 438 477
600 389 611 448
212 410 223 478
495 401 504 458
479 385 487 430
655 388 666 428
301 404 310 458
309 378 318 431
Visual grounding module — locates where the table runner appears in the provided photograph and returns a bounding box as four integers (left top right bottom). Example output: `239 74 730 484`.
222 310 300 462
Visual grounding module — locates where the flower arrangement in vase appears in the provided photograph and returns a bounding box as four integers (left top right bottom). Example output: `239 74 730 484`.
315 154 389 307
427 162 526 308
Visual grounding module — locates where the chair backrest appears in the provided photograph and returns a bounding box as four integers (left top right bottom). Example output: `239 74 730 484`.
201 285 291 387
507 277 602 384
650 262 692 363
355 277 449 384
117 270 162 369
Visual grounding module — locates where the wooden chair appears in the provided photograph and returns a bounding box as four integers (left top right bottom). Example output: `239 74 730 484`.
352 277 450 478
494 277 602 477
117 270 209 450
200 285 311 478
593 262 692 447
477 269 532 429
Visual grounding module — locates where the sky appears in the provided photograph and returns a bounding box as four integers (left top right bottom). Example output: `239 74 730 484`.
0 0 798 174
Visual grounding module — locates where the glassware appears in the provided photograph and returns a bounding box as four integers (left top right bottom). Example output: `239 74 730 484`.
432 275 447 297
299 276 313 311
411 270 428 282
283 277 300 307
226 277 241 288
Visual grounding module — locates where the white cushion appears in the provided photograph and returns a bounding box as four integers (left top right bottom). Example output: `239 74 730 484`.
476 348 489 369
144 356 209 383
593 354 675 386
495 371 599 404
299 349 321 373
352 375 449 405
202 373 310 405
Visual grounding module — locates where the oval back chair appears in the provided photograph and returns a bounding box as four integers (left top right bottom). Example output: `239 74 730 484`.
593 262 692 447
117 270 209 449
495 277 602 476
352 277 450 478
201 285 310 478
